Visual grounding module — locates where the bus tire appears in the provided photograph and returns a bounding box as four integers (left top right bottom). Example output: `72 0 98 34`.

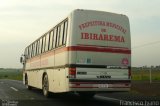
79 92 95 98
42 74 50 98
25 75 32 90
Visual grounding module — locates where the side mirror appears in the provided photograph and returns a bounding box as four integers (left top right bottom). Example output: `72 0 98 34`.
20 56 23 63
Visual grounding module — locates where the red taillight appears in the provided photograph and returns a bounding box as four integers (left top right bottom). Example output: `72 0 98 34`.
69 68 76 78
128 68 131 79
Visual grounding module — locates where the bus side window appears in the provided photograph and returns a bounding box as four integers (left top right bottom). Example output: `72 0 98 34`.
63 20 68 45
53 28 57 48
34 42 37 56
59 23 64 46
33 43 35 57
31 44 34 57
39 38 43 54
56 26 60 47
28 46 30 59
30 45 32 58
29 46 31 58
36 40 40 55
45 33 50 52
42 36 46 53
49 31 53 50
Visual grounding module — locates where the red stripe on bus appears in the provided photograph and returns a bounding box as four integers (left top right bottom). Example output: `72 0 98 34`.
77 44 129 49
28 45 131 62
70 82 99 84
70 86 129 88
108 87 130 88
70 82 131 84
68 46 131 54
70 86 98 88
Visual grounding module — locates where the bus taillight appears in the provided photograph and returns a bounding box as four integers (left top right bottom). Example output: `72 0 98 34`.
128 68 131 79
69 68 76 78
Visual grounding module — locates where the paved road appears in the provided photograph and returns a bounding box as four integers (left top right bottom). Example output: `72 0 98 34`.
0 79 159 106
0 79 119 106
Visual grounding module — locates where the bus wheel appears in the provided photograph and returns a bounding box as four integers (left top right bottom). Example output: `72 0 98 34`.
25 75 32 90
79 92 95 98
42 74 50 97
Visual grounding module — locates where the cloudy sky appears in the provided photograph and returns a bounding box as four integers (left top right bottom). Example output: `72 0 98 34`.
0 0 160 68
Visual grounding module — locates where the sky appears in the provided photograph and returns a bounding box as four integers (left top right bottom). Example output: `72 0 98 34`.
0 0 160 68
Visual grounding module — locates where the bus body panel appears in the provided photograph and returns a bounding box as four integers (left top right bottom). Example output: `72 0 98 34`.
70 10 131 66
76 51 130 66
71 10 130 46
26 68 70 92
76 68 129 79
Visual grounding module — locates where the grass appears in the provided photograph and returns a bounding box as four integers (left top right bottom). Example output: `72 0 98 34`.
132 70 160 81
0 68 160 81
0 68 22 81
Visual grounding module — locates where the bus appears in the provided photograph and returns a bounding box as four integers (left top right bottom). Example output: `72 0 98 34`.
20 9 131 98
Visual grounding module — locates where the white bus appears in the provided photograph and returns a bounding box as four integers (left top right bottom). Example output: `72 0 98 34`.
20 9 131 98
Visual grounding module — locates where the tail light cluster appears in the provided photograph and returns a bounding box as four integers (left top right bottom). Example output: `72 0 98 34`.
69 68 76 78
128 68 131 79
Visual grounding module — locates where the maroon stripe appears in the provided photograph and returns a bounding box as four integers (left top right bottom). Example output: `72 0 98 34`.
68 46 131 54
108 87 130 88
28 45 131 62
77 44 129 49
70 82 100 84
70 86 98 88
70 86 129 88
70 82 131 84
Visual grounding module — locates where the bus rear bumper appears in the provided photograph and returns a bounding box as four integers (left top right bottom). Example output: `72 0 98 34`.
69 87 130 92
69 81 131 92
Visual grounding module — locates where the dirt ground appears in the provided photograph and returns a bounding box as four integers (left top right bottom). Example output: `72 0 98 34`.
131 81 160 96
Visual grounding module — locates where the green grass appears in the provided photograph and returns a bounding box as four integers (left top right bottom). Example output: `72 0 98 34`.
0 68 160 81
132 70 160 81
0 68 22 81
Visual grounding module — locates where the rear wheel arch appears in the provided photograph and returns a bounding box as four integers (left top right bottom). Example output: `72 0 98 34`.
42 72 48 86
24 73 32 90
42 72 50 97
24 73 28 84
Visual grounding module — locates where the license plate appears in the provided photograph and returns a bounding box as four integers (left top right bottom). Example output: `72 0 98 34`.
97 84 108 88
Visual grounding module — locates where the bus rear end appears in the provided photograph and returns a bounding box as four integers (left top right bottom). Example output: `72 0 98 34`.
68 10 131 96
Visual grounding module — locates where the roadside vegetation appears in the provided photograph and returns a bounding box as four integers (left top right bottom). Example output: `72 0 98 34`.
0 67 160 96
131 67 160 96
0 67 160 81
0 68 22 80
132 68 160 81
